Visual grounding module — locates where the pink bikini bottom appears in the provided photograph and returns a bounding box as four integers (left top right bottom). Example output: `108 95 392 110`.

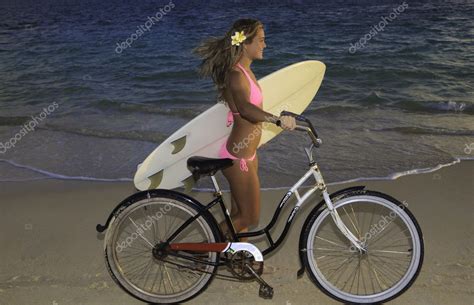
219 141 256 172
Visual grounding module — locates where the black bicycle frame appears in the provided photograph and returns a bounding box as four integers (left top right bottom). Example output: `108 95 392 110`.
164 186 306 258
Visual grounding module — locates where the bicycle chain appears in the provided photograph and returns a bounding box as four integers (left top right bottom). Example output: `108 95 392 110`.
158 256 245 282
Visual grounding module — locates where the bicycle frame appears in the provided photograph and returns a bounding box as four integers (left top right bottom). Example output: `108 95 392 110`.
164 159 365 263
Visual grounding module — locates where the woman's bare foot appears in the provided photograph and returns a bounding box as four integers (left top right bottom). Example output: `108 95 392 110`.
219 221 233 241
218 219 250 242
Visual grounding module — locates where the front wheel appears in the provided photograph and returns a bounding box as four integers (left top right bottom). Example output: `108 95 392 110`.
301 190 424 304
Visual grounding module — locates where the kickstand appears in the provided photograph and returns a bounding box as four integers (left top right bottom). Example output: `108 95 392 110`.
244 263 274 299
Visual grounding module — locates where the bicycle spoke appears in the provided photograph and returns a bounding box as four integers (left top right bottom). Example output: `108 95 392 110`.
347 258 360 294
341 206 362 239
316 254 356 270
324 254 357 281
366 255 387 291
147 205 158 244
371 229 412 248
150 263 161 294
118 246 150 254
372 249 412 255
126 259 154 283
369 253 400 291
315 236 348 249
313 247 354 253
369 252 411 272
369 222 405 247
163 264 176 293
165 209 180 240
129 217 155 248
369 251 412 262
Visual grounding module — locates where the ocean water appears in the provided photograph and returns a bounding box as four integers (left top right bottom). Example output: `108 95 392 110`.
0 0 473 190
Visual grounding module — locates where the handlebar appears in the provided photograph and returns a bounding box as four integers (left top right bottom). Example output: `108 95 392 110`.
276 111 322 147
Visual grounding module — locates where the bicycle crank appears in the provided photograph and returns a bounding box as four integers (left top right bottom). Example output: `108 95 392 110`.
244 263 274 299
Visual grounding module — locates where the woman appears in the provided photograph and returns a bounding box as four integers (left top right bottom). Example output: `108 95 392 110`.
193 19 296 241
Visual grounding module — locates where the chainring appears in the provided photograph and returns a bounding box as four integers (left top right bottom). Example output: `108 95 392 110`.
228 250 263 281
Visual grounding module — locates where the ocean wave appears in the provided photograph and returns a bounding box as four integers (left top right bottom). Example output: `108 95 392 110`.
91 99 204 118
305 104 363 114
354 92 474 114
331 65 444 81
358 91 392 105
0 116 31 126
370 126 474 136
0 22 39 31
39 123 168 143
0 115 169 142
328 158 467 185
394 100 474 114
0 159 132 182
132 70 196 81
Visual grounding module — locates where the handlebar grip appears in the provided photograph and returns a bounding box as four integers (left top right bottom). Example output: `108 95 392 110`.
280 110 319 139
280 110 306 122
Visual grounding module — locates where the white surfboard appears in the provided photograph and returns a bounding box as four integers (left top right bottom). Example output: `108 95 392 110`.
134 60 326 191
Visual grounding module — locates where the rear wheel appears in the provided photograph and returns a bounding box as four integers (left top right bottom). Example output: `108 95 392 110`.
104 192 221 304
301 191 424 304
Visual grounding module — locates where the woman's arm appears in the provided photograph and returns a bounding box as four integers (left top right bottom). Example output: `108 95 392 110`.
228 70 279 124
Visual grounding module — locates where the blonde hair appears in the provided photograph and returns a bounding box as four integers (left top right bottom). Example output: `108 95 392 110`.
192 18 263 103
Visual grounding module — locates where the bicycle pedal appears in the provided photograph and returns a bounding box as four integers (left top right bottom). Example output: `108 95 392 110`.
259 284 273 299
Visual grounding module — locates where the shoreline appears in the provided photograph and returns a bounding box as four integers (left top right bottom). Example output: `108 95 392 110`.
0 156 472 191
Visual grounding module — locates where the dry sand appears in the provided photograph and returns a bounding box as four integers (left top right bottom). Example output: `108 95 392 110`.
0 161 472 305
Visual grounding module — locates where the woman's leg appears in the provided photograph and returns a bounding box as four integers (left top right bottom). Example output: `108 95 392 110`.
221 156 260 242
218 192 240 239
230 192 240 218
252 152 258 174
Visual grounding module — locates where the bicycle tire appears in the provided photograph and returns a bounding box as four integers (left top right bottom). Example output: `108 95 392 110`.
301 190 424 304
104 190 222 304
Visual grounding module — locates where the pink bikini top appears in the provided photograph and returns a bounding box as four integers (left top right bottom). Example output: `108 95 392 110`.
226 63 263 126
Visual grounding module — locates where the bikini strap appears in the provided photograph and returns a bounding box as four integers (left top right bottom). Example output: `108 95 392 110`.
236 63 261 96
235 63 252 81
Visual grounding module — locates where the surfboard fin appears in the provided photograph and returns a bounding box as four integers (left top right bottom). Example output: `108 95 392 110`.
170 135 187 154
181 175 196 193
147 170 163 189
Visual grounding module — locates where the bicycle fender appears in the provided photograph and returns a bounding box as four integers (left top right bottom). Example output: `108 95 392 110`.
96 189 209 233
296 185 366 278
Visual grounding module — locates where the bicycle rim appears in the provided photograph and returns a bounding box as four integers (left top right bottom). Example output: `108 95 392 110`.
105 196 218 304
305 194 423 303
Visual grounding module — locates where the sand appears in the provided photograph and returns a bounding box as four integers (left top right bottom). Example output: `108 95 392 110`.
0 160 472 305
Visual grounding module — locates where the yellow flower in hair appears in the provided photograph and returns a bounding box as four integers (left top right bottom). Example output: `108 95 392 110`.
231 31 246 46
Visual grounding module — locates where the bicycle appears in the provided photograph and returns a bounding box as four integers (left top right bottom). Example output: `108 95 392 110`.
96 111 424 304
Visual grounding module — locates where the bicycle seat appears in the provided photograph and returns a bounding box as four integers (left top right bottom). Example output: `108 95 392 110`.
187 156 233 178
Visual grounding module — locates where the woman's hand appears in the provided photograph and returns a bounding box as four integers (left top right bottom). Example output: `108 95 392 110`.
279 115 296 130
